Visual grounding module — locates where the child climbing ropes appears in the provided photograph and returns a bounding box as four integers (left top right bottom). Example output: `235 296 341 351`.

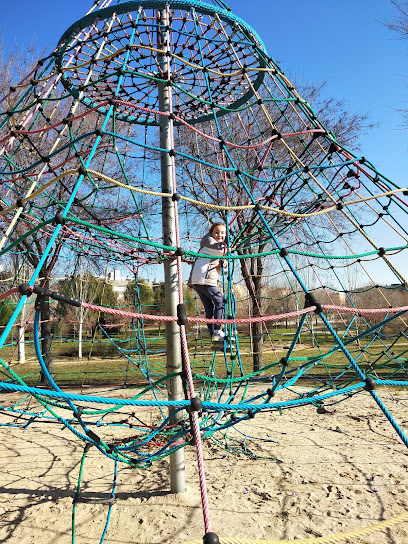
189 222 228 343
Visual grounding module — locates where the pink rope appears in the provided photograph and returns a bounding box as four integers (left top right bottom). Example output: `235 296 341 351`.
114 98 325 151
81 302 408 323
324 304 408 315
0 287 24 302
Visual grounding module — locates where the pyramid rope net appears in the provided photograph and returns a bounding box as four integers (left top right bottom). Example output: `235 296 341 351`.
0 0 408 541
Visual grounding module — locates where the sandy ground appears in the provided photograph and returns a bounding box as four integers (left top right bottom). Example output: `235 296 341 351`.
1 386 408 544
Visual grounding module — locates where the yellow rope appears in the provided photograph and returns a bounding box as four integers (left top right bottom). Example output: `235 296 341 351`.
181 510 408 544
11 43 274 92
86 170 407 216
1 165 406 220
0 169 78 217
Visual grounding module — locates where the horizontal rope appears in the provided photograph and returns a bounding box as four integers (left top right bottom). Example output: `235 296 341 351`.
0 286 21 302
81 302 408 324
181 509 408 543
86 169 407 217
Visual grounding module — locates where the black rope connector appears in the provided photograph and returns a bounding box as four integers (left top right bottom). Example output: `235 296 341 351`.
94 128 103 137
266 388 274 398
403 190 408 196
279 248 288 257
73 407 83 419
177 303 187 326
347 169 357 178
168 149 176 157
171 193 180 201
54 211 65 225
31 285 81 307
328 143 337 154
86 429 101 444
190 396 202 412
247 409 255 419
305 292 323 314
218 138 226 148
19 283 33 297
235 168 242 176
16 198 24 208
336 202 343 210
168 112 175 120
364 376 376 391
378 247 386 257
174 247 185 257
203 532 220 544
303 165 310 173
78 165 87 176
254 202 261 211
280 357 288 367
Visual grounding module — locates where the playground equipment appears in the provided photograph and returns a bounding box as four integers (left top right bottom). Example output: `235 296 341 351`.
0 0 408 542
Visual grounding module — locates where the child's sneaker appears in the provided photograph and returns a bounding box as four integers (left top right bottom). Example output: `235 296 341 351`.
212 330 225 343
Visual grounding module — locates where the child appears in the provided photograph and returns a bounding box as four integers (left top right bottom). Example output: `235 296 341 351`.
189 222 227 342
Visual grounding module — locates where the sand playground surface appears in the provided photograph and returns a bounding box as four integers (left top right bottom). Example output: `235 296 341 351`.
1 386 408 544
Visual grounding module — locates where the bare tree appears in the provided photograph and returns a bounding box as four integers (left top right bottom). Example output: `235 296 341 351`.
176 77 372 372
0 40 155 381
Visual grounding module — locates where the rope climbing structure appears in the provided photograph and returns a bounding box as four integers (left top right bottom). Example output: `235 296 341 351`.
0 0 408 542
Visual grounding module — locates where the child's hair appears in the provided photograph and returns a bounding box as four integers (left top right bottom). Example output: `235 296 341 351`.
210 222 226 234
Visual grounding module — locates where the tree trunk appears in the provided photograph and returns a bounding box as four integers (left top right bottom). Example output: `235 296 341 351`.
251 253 264 372
240 249 264 373
40 277 53 384
251 300 263 372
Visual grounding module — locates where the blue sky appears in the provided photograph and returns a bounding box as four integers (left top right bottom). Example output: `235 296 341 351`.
0 0 406 187
0 0 406 286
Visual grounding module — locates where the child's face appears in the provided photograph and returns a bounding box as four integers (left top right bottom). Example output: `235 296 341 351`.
212 225 226 243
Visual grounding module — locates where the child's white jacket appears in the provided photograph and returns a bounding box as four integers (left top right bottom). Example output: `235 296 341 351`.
190 233 225 287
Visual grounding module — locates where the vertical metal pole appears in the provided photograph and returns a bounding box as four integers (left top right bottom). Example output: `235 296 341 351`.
157 8 186 494
18 304 26 364
18 263 26 364
78 254 83 359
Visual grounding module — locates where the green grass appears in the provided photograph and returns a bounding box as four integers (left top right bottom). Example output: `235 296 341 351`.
0 326 407 388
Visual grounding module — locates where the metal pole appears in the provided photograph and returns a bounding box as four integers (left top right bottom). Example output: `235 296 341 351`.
157 8 186 494
18 303 26 364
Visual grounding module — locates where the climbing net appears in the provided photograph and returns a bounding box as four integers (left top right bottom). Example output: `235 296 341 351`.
1 0 408 542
